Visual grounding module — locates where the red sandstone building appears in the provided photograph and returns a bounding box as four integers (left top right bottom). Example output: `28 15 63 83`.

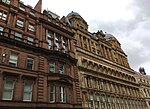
0 0 82 108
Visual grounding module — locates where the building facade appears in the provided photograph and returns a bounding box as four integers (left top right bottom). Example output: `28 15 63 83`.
135 68 150 109
62 12 148 109
0 0 149 109
0 0 82 108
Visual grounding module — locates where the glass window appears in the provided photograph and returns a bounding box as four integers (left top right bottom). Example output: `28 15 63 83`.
55 34 60 50
49 62 55 73
96 94 101 108
9 52 18 67
28 24 35 32
89 94 94 108
63 37 68 53
47 30 53 38
0 11 7 21
27 37 34 45
0 26 3 35
2 0 10 4
50 84 55 102
2 80 15 100
23 82 32 101
15 32 22 41
48 38 53 49
19 6 25 11
27 57 34 70
17 19 24 27
59 63 64 74
60 86 66 102
29 11 35 16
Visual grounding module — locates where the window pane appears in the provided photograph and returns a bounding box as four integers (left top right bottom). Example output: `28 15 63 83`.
3 90 13 100
27 37 33 45
28 24 35 32
2 80 14 100
49 62 55 73
15 32 22 40
50 84 55 102
2 0 10 4
23 92 31 101
23 82 32 101
17 19 24 27
24 83 32 91
47 30 53 38
60 86 66 102
9 52 18 67
27 57 34 70
48 38 53 49
59 63 64 74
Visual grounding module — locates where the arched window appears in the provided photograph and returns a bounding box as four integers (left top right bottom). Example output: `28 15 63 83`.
89 93 95 108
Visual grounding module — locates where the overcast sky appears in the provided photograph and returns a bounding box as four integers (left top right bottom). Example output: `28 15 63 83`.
22 0 150 75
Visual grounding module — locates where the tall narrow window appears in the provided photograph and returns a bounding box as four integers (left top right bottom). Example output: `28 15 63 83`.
96 94 101 109
48 38 53 49
89 93 94 108
55 34 60 50
62 37 68 53
60 86 66 102
26 57 34 70
47 30 53 49
16 19 24 28
23 82 32 101
2 80 15 100
27 37 34 45
9 52 18 67
0 26 3 35
59 63 64 74
0 11 7 21
50 84 55 102
102 95 106 108
49 62 55 73
15 32 22 41
2 0 10 4
28 24 35 32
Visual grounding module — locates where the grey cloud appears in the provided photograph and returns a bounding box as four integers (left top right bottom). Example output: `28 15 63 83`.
88 0 150 74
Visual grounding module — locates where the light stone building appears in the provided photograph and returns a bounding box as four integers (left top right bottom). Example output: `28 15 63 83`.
62 11 148 109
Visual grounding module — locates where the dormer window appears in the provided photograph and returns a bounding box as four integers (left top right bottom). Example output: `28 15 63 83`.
0 26 3 35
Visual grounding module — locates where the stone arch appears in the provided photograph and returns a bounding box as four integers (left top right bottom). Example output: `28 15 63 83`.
103 66 107 73
122 73 126 79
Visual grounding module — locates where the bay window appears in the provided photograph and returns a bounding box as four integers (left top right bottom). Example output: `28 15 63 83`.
59 63 64 74
49 62 55 73
50 84 55 102
60 86 66 102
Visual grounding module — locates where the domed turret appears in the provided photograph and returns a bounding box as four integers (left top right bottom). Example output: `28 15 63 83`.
67 11 80 17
